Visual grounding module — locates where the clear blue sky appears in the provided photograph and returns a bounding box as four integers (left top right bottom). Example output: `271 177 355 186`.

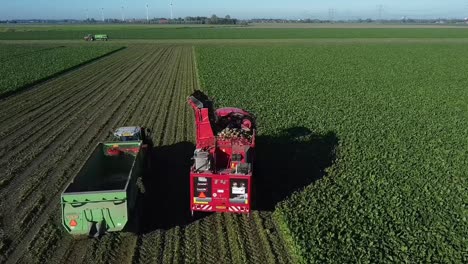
1 0 467 20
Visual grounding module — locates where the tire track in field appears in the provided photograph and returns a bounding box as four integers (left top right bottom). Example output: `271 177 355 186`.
0 47 156 212
0 48 147 189
94 46 194 264
2 45 295 264
131 47 195 264
5 44 154 258
59 46 191 263
0 45 173 264
0 46 129 117
0 48 131 129
19 45 167 243
22 47 170 208
0 49 137 159
73 46 181 262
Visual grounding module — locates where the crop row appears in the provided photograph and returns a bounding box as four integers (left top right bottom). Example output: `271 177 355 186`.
196 44 468 262
0 43 122 96
0 43 294 263
0 45 170 262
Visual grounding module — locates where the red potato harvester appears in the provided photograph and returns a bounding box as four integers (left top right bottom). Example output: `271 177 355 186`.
188 91 256 215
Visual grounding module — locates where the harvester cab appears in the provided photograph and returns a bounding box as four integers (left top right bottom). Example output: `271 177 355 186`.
188 90 256 215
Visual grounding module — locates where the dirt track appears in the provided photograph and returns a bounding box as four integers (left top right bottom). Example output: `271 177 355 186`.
0 45 292 263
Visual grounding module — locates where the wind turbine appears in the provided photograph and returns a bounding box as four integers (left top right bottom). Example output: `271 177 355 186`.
170 0 173 20
101 8 104 22
146 3 149 22
85 9 89 20
121 6 125 21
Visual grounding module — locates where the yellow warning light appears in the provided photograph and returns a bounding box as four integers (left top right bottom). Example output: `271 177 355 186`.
113 144 119 148
245 199 248 204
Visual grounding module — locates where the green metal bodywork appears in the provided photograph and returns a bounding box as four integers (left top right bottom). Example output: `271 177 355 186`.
94 34 108 40
61 141 144 235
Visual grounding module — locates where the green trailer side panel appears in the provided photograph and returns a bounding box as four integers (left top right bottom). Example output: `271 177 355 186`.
94 34 108 40
61 141 144 235
62 198 127 234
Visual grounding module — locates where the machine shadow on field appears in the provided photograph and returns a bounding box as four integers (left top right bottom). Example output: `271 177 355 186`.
253 127 338 211
141 141 202 232
140 127 338 232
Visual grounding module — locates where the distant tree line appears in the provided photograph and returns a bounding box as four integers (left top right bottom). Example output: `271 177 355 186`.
76 14 240 25
163 15 238 24
2 17 468 25
248 18 468 24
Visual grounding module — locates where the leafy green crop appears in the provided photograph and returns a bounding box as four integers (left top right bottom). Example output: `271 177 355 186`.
196 44 468 263
2 26 468 40
0 44 122 97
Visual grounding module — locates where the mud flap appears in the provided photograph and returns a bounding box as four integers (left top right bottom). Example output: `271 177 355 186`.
88 220 106 238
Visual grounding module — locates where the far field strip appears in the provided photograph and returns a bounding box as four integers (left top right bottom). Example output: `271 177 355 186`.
247 23 468 28
5 38 468 46
3 26 468 40
0 44 124 98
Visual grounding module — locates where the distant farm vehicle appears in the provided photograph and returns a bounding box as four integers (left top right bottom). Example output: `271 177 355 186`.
61 126 151 237
84 34 109 41
188 90 256 215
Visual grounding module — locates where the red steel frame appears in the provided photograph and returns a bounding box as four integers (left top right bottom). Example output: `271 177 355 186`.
190 173 252 213
188 93 255 214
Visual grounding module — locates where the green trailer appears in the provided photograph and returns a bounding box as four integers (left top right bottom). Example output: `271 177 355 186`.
61 141 146 237
94 34 108 41
84 34 108 41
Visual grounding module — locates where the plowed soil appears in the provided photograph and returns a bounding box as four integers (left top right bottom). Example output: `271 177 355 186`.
0 45 292 264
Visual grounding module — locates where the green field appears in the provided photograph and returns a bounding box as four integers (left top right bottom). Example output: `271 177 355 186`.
1 25 467 263
0 44 122 96
196 44 468 263
2 25 468 40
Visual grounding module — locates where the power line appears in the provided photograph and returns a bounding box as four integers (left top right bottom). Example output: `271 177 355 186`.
377 4 384 20
328 8 336 21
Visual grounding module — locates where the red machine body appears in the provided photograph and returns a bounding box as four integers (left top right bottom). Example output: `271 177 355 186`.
188 91 256 214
